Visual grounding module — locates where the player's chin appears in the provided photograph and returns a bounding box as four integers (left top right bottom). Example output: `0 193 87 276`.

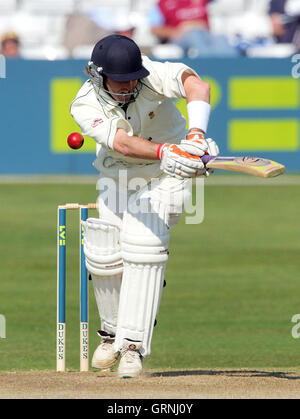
122 94 132 103
113 94 131 104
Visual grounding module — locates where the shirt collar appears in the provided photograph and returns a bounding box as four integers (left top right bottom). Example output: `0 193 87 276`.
96 88 120 111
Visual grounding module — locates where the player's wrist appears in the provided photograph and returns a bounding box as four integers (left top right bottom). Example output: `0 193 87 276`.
156 143 165 160
187 100 211 133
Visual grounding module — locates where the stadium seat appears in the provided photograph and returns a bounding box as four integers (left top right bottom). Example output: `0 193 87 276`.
0 0 17 13
71 44 94 59
131 0 159 49
20 0 76 14
10 8 68 50
151 44 184 60
246 43 297 58
8 11 49 47
78 0 132 13
225 13 273 40
208 0 272 39
76 0 158 51
20 45 69 60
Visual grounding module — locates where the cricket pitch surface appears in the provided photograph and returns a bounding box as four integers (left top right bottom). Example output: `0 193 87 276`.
1 369 300 399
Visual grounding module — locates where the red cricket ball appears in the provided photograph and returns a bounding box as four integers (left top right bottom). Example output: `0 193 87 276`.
67 132 84 149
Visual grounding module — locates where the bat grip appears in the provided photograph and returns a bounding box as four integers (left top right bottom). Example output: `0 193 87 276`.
201 155 216 164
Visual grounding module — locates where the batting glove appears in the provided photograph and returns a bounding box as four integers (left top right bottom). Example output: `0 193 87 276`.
157 143 206 180
180 131 220 176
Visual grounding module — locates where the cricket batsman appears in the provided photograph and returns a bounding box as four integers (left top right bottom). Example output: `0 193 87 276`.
70 34 219 377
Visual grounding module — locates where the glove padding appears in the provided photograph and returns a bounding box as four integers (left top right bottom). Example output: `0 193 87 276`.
180 132 220 176
159 143 206 180
179 132 208 156
180 131 220 157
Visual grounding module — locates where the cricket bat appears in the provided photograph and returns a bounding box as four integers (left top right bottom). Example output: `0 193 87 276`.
201 155 285 178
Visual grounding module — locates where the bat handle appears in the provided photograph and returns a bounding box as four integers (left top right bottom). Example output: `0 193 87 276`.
201 155 216 164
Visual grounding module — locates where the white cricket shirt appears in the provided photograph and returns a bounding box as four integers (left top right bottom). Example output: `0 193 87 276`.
70 55 199 180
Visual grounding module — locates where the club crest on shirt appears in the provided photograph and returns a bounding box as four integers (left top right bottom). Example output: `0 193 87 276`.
148 111 155 119
91 118 104 128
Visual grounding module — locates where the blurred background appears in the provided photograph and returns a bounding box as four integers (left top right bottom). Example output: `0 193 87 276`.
1 0 299 60
0 0 299 175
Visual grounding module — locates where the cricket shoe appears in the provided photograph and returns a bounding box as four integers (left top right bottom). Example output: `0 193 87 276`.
118 339 143 378
92 330 119 371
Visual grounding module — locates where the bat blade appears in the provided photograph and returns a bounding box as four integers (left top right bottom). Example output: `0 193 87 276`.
201 156 285 178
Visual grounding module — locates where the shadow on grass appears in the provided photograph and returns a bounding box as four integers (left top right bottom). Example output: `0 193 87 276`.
149 370 300 380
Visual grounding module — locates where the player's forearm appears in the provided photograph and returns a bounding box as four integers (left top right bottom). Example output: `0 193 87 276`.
182 72 210 104
113 129 159 159
182 72 211 134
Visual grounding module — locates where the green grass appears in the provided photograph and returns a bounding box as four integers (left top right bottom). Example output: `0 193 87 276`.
0 179 299 371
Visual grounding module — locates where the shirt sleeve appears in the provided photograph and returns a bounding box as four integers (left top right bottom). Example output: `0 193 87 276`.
143 56 201 99
70 84 133 150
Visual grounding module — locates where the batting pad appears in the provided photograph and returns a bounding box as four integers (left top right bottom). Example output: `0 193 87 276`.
92 273 122 336
113 262 165 357
121 204 170 264
82 218 123 336
82 218 123 276
114 202 170 356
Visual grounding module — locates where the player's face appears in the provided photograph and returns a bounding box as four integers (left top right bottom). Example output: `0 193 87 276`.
105 77 138 104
